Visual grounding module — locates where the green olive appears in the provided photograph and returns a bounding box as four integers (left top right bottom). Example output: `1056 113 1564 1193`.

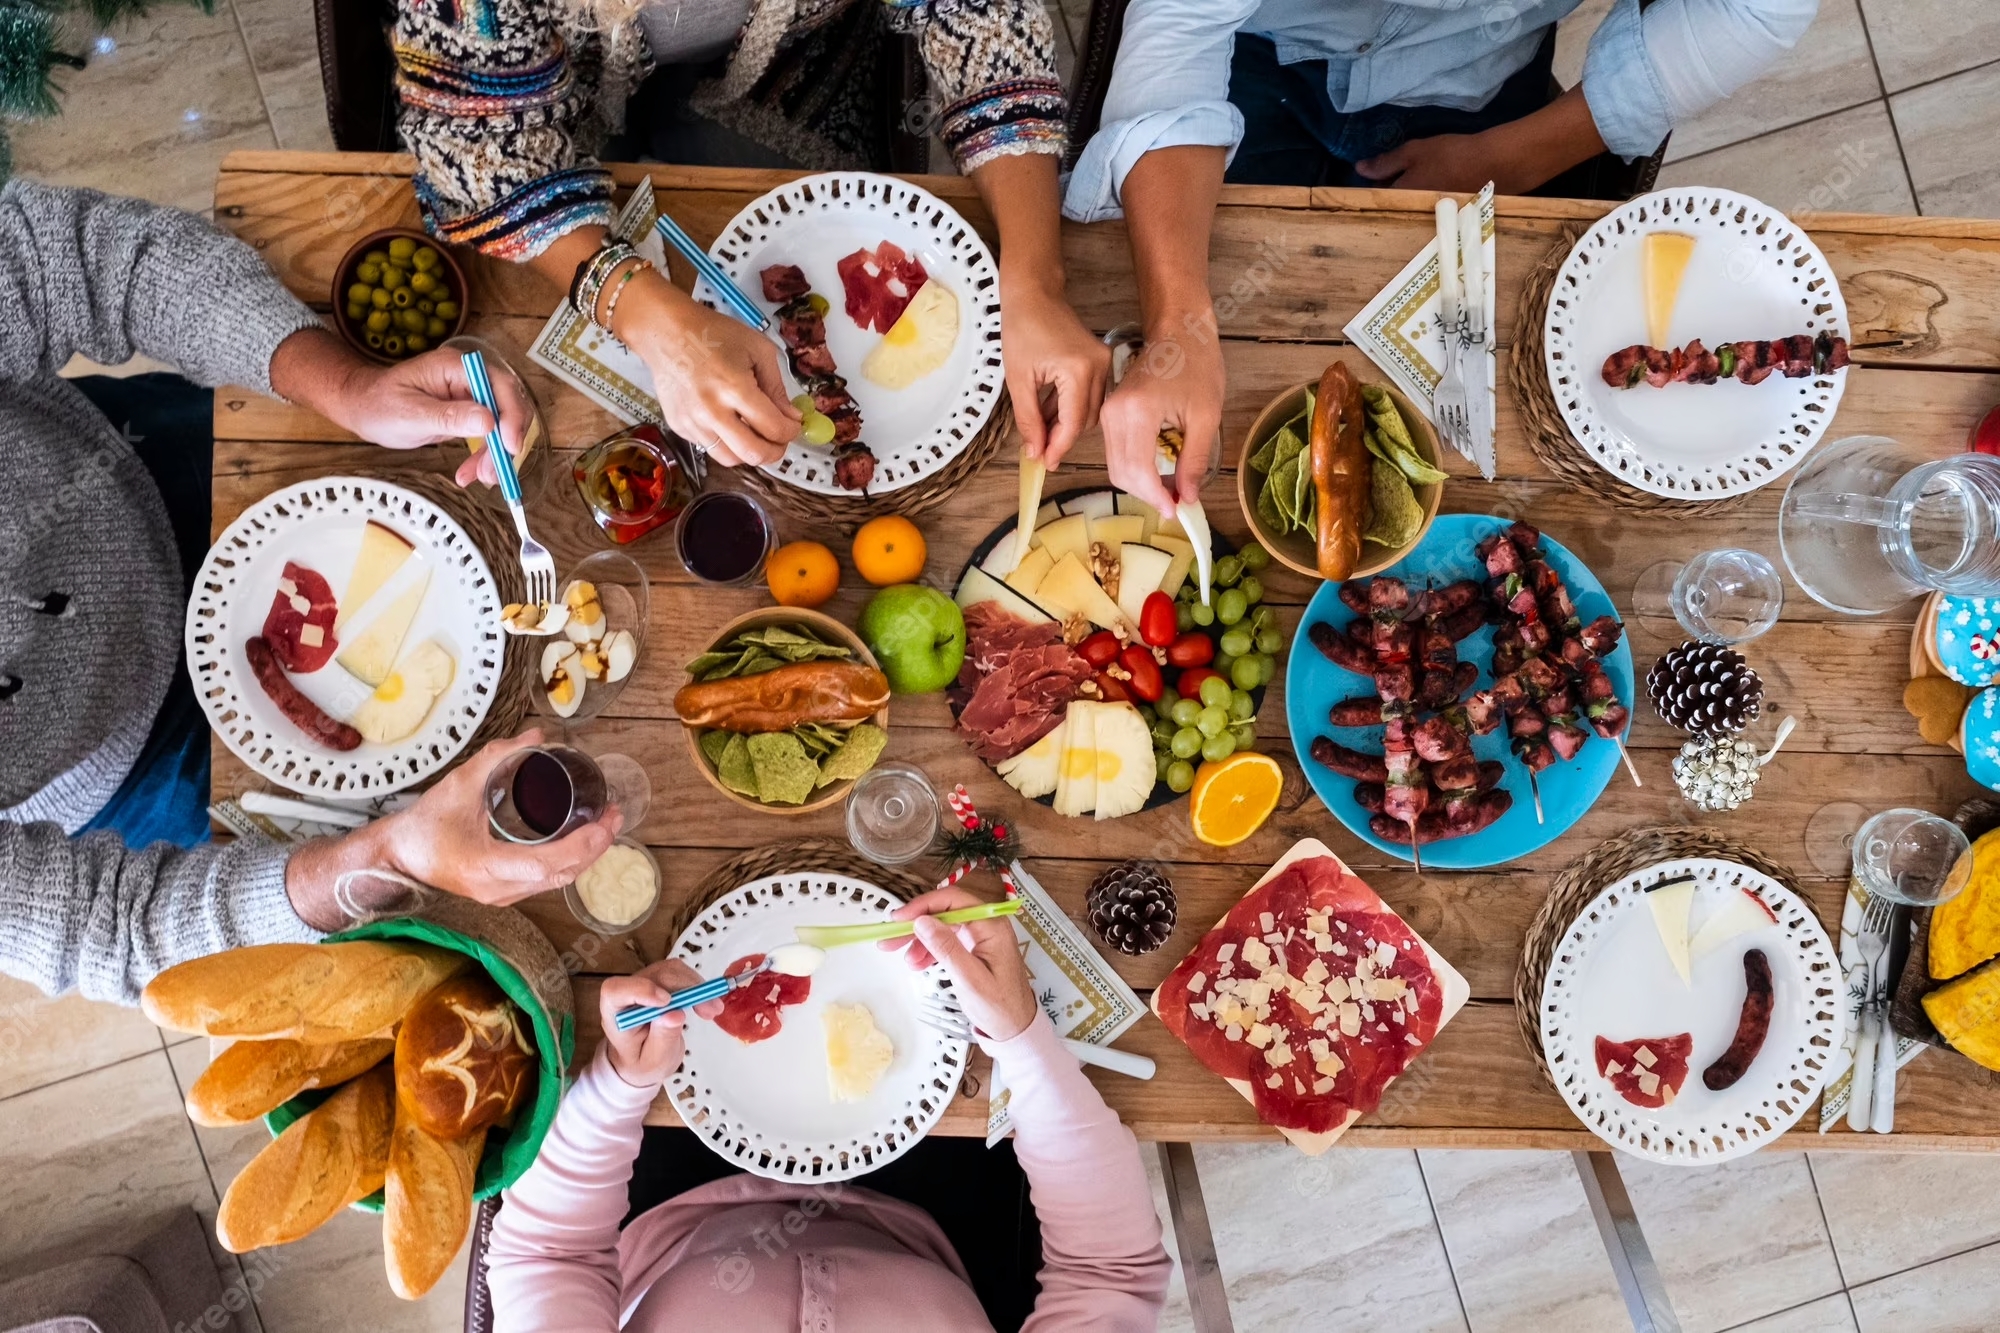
370 288 392 310
387 236 416 261
404 333 428 353
390 287 414 309
382 334 406 356
412 246 440 272
430 285 453 305
409 270 437 295
363 249 390 266
345 302 367 322
346 282 372 305
415 298 435 316
397 309 425 333
379 266 407 290
433 300 459 322
425 317 448 338
365 309 392 333
364 330 385 349
806 292 830 317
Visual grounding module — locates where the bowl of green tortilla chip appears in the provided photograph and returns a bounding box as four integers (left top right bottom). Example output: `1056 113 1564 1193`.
1236 357 1447 581
681 606 892 816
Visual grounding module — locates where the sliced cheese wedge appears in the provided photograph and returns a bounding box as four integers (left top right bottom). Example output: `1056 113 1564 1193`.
336 521 414 631
1177 502 1215 607
954 567 1056 625
1645 876 1696 985
1005 457 1046 575
1644 232 1696 349
336 570 430 689
1115 545 1173 625
1034 514 1091 566
1091 514 1147 556
1004 545 1054 599
1688 888 1778 963
1037 553 1135 633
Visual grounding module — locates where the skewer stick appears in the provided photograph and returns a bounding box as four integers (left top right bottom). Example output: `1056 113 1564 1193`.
1527 768 1545 824
1408 823 1424 874
1615 737 1643 787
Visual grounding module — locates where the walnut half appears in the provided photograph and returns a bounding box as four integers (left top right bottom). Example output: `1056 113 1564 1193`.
1089 542 1121 602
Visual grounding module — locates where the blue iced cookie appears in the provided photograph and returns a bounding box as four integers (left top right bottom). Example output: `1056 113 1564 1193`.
1964 688 2000 792
1932 594 2000 687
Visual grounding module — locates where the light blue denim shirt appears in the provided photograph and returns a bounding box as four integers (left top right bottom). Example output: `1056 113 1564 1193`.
1064 0 1818 221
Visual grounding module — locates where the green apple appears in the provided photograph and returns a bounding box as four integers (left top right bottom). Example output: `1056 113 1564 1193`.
858 584 966 694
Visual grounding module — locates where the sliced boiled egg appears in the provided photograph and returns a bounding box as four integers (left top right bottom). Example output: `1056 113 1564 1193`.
603 629 637 683
861 280 958 390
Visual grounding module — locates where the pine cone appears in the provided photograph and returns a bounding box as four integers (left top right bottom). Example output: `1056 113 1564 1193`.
1086 860 1177 956
1646 640 1764 735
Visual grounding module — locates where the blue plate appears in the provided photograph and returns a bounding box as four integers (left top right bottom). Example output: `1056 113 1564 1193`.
1284 515 1636 869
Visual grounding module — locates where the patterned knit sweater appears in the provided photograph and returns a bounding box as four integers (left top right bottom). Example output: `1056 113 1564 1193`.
394 0 1066 260
0 181 325 1004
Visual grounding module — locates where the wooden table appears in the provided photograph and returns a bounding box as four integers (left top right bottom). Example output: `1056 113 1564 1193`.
210 150 2000 1152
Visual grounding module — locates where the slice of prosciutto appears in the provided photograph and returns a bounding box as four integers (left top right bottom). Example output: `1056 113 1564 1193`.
715 953 812 1044
262 561 338 674
1154 855 1446 1135
1593 1032 1693 1109
952 602 1093 762
837 241 929 334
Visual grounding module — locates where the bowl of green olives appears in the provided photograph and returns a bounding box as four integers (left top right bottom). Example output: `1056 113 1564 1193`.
330 229 471 363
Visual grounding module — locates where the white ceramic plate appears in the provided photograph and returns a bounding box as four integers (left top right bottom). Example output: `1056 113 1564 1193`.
1543 187 1848 499
1540 858 1841 1164
699 172 1004 495
185 478 507 797
665 873 969 1182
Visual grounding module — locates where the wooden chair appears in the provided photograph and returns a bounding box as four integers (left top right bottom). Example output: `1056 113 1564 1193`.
1062 0 1668 201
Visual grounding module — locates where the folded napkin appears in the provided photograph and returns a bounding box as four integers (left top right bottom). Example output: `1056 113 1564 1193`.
1343 183 1494 425
1818 877 1927 1132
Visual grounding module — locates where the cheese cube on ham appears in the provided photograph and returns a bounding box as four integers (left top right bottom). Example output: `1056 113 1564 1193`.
1223 1024 1243 1042
1315 1055 1344 1078
1302 959 1330 986
1637 1069 1660 1096
1259 912 1275 932
298 624 324 648
1265 1042 1293 1067
1245 1024 1273 1049
1189 1003 1209 1021
1374 943 1397 968
1364 977 1408 1002
1266 1073 1283 1089
1189 971 1206 993
277 577 297 596
1634 1046 1657 1068
1240 938 1271 970
1603 1060 1624 1075
1313 1077 1335 1096
1338 1004 1362 1036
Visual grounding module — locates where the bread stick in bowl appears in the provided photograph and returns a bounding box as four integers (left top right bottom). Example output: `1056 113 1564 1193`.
187 1036 395 1128
143 941 469 1043
216 1063 394 1252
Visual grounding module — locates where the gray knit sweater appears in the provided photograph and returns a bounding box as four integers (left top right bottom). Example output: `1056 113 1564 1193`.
0 181 328 1004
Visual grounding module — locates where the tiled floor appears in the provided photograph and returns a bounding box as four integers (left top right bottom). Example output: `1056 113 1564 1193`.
13 2 2000 1330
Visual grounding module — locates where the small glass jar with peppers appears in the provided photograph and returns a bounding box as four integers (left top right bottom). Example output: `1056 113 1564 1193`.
572 425 695 546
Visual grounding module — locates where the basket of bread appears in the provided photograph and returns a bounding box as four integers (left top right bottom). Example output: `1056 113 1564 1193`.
141 896 572 1300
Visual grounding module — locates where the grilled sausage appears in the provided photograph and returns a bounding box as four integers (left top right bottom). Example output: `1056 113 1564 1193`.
245 636 362 751
1702 949 1774 1091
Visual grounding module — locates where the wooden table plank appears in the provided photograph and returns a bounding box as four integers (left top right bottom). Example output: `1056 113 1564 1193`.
208 152 2000 1149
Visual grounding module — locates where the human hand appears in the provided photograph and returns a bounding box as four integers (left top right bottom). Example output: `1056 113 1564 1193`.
377 730 622 907
1001 274 1110 471
1097 324 1225 513
1356 130 1519 195
880 887 1038 1042
625 287 801 468
599 959 721 1088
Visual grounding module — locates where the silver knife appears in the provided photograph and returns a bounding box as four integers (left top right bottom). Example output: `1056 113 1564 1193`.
1457 194 1498 480
1871 903 1913 1132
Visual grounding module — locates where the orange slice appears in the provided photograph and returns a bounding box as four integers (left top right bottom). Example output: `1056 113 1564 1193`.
1189 751 1283 847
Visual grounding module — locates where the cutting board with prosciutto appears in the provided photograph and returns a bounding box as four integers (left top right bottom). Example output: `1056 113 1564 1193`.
1152 838 1468 1153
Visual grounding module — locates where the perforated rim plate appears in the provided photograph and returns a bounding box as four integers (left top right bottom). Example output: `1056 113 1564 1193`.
666 873 969 1182
1540 858 1840 1164
1543 187 1848 498
185 477 506 797
699 171 1004 495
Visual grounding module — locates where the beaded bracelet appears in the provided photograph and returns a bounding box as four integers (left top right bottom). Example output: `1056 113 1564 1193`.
570 240 640 324
597 255 654 333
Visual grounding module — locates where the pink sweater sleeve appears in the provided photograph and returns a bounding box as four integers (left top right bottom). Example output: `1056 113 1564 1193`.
484 1046 655 1333
992 1013 1174 1331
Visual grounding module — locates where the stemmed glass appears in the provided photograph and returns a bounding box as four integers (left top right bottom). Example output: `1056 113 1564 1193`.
486 744 651 844
1634 548 1784 645
1852 808 1972 907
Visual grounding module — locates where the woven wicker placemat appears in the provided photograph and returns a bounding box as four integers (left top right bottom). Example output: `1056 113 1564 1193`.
663 837 936 948
351 469 534 769
736 397 1014 528
1511 228 1753 516
1513 824 1805 1086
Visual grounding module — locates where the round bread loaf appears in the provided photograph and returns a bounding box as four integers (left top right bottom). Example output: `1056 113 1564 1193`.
393 973 536 1140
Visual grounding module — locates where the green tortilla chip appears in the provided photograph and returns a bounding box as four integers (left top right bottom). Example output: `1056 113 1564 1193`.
817 723 888 787
1364 458 1425 549
1387 444 1449 486
1270 423 1307 469
1255 477 1289 536
1293 439 1316 528
698 729 731 768
1364 428 1394 466
1247 428 1280 476
1267 455 1303 532
684 650 736 678
747 732 818 805
717 733 759 797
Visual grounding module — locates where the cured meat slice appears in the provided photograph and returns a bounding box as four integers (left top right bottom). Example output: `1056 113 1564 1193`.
837 241 929 334
262 561 338 673
715 953 812 1044
953 603 1092 762
1593 1032 1693 1109
1154 855 1446 1135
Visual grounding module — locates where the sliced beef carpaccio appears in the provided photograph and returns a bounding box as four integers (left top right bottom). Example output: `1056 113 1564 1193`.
955 606 1094 763
838 241 929 334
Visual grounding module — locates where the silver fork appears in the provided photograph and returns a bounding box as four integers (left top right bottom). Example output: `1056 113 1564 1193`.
1430 198 1473 459
914 989 1156 1080
1846 894 1893 1132
461 349 556 609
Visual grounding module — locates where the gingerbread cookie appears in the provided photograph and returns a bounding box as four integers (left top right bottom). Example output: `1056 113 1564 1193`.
1906 675 1974 749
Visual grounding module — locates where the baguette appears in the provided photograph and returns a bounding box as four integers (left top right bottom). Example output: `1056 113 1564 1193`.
673 661 889 733
143 942 470 1043
383 1091 486 1300
187 1037 395 1128
1310 361 1371 581
216 1063 394 1252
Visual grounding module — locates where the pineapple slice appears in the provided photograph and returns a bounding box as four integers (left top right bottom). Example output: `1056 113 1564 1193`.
1091 702 1156 820
996 725 1061 799
823 1003 895 1103
1052 702 1099 818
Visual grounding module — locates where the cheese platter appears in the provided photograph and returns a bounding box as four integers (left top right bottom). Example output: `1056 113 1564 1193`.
949 486 1287 818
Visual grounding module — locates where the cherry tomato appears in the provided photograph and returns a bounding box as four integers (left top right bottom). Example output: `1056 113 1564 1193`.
1094 672 1132 703
1118 645 1165 702
1076 630 1121 669
1165 631 1215 668
1139 591 1178 647
1971 405 2000 456
1178 666 1224 700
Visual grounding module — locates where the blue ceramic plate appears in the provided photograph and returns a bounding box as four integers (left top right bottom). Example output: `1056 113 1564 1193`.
1284 515 1635 869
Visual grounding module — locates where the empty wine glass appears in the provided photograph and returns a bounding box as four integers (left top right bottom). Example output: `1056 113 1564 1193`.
846 762 941 866
1671 548 1783 645
1853 808 1972 907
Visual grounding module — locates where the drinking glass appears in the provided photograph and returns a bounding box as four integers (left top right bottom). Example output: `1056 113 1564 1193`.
676 490 777 587
1670 548 1784 645
846 762 941 866
486 744 651 844
1852 807 1972 907
441 336 548 507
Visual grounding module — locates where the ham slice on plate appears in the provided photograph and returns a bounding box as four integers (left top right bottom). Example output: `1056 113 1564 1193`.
1593 1033 1693 1109
1152 839 1469 1153
951 602 1093 763
715 953 812 1044
838 241 929 334
262 561 338 673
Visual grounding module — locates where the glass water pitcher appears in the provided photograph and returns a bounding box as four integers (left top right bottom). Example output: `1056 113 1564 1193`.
1779 437 2000 615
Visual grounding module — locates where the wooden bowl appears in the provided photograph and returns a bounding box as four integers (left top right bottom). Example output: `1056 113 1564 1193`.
1235 357 1446 581
329 228 472 364
680 606 891 816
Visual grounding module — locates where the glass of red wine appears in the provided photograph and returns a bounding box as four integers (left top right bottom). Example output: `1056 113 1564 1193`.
676 490 775 586
485 744 651 844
